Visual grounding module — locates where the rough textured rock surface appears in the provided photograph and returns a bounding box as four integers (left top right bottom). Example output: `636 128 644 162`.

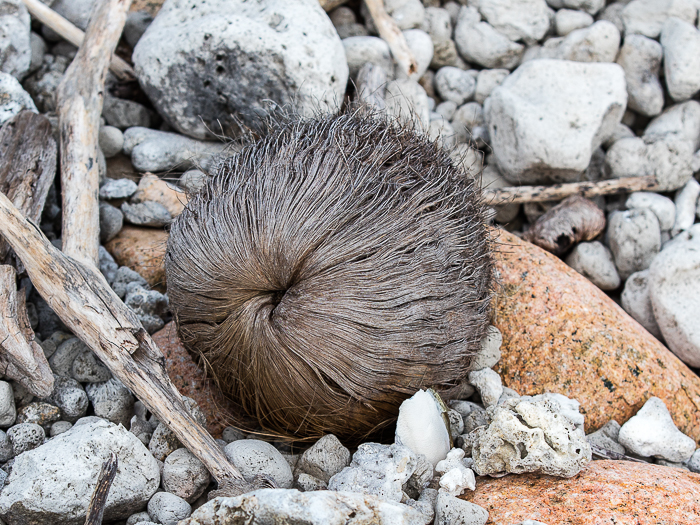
0 419 159 524
151 322 240 438
105 226 168 289
485 59 627 184
133 0 348 139
0 0 31 79
469 397 591 478
491 229 700 442
180 489 426 525
463 460 700 524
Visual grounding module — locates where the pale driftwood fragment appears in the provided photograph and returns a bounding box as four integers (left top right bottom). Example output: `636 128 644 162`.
319 0 349 10
523 195 606 255
0 266 54 397
57 0 132 267
364 0 418 79
22 0 135 81
0 111 57 265
482 175 658 206
356 62 387 111
0 190 259 494
84 453 118 525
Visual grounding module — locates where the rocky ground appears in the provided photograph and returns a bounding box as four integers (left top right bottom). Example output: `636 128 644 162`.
0 0 700 524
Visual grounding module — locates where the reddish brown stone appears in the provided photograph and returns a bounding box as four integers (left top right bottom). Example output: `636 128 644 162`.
152 322 239 439
463 460 700 525
105 226 168 289
132 173 188 218
492 229 700 442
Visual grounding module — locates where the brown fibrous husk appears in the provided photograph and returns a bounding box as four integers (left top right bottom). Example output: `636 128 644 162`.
165 107 494 442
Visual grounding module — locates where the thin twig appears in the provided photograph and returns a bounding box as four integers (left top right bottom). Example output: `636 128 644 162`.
56 0 132 267
364 0 418 78
84 453 118 525
482 175 658 205
22 0 135 81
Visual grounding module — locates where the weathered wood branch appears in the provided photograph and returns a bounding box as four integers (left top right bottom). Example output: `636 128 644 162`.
364 0 418 79
0 266 54 397
482 175 658 206
0 111 57 265
84 452 118 525
22 0 135 81
0 190 254 493
57 0 132 267
0 111 57 398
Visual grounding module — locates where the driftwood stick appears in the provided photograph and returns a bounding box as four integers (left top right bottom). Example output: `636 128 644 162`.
364 0 418 78
84 453 118 525
22 0 135 81
482 175 658 206
0 266 54 397
0 191 253 493
57 0 132 267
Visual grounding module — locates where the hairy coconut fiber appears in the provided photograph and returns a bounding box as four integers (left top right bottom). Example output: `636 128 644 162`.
165 108 493 442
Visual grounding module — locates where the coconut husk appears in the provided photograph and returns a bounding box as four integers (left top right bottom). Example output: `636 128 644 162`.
165 108 494 442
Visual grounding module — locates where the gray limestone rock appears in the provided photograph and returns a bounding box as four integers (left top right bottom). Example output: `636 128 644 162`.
0 0 31 79
224 439 294 489
295 434 351 483
486 59 626 184
0 419 159 524
180 489 426 525
133 0 348 139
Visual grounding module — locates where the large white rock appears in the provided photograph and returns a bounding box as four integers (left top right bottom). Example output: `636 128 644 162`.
477 0 553 44
615 35 664 117
453 7 524 70
648 232 700 367
618 397 696 462
133 0 348 139
0 419 159 524
485 59 627 184
0 0 30 80
621 0 698 38
181 489 426 525
660 18 700 102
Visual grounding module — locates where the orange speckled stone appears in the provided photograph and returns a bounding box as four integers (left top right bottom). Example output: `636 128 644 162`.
463 460 700 525
105 226 168 290
152 322 238 439
492 229 700 442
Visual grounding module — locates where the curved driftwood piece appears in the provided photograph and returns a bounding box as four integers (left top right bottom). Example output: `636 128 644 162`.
57 0 132 267
0 190 255 494
0 266 54 397
482 175 658 206
364 0 418 78
22 0 135 81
